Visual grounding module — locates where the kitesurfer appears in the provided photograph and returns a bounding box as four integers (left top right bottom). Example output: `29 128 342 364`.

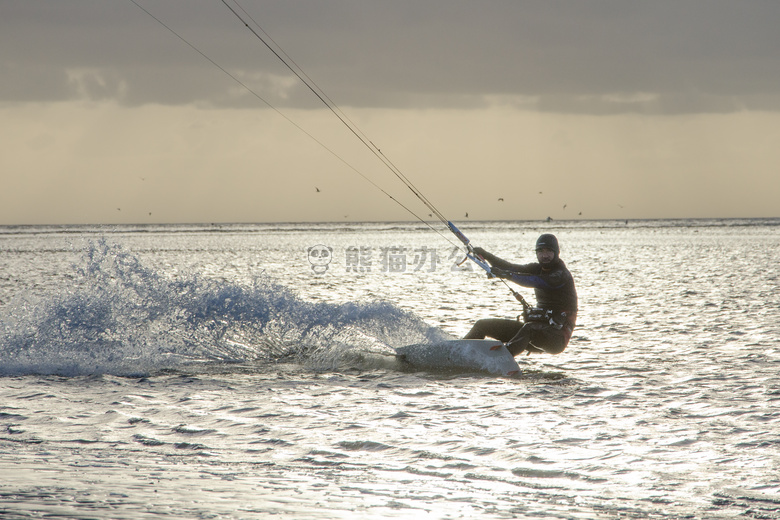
464 234 577 356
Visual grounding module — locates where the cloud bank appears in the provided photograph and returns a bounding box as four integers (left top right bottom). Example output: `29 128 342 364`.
3 1 780 114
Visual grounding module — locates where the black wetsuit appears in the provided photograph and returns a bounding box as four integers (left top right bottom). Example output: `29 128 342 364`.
464 250 577 356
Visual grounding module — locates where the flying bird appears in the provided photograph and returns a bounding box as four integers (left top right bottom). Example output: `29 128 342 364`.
498 198 504 202
315 187 320 193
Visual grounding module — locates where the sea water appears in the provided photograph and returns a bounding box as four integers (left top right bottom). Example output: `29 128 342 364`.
1 219 779 519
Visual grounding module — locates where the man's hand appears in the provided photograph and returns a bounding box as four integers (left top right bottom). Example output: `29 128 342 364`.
472 247 489 258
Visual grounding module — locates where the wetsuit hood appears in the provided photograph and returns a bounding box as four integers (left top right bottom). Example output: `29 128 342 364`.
535 234 560 254
535 234 560 268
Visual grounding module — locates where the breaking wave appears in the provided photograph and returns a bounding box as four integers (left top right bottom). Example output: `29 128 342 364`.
0 240 449 377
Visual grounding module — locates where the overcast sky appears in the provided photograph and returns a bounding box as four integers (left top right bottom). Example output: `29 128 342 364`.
2 0 779 224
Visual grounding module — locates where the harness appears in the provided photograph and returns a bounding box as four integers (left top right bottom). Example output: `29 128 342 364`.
522 307 567 330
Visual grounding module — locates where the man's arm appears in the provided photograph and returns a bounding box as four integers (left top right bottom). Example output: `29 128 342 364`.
472 247 535 273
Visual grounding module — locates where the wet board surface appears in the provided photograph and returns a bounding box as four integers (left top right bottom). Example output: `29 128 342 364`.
395 339 521 377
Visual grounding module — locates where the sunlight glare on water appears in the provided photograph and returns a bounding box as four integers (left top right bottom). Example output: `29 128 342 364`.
0 219 779 519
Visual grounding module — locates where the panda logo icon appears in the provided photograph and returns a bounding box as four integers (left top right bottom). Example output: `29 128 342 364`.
307 244 333 274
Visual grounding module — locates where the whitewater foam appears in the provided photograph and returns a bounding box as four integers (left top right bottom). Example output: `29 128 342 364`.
0 239 448 376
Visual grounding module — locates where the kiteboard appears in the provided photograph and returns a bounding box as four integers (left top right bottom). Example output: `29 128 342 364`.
395 339 521 377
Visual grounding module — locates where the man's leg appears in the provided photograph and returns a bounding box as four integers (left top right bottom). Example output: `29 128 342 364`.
506 322 567 355
463 319 522 343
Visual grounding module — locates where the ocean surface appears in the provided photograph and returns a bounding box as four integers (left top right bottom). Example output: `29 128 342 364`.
1 218 779 519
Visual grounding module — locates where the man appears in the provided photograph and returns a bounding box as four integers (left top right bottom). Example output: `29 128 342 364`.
464 234 577 356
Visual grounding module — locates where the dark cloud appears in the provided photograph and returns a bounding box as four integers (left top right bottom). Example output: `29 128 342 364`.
2 0 780 113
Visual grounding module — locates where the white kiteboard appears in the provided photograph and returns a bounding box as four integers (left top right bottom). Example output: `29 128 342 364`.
395 339 521 377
